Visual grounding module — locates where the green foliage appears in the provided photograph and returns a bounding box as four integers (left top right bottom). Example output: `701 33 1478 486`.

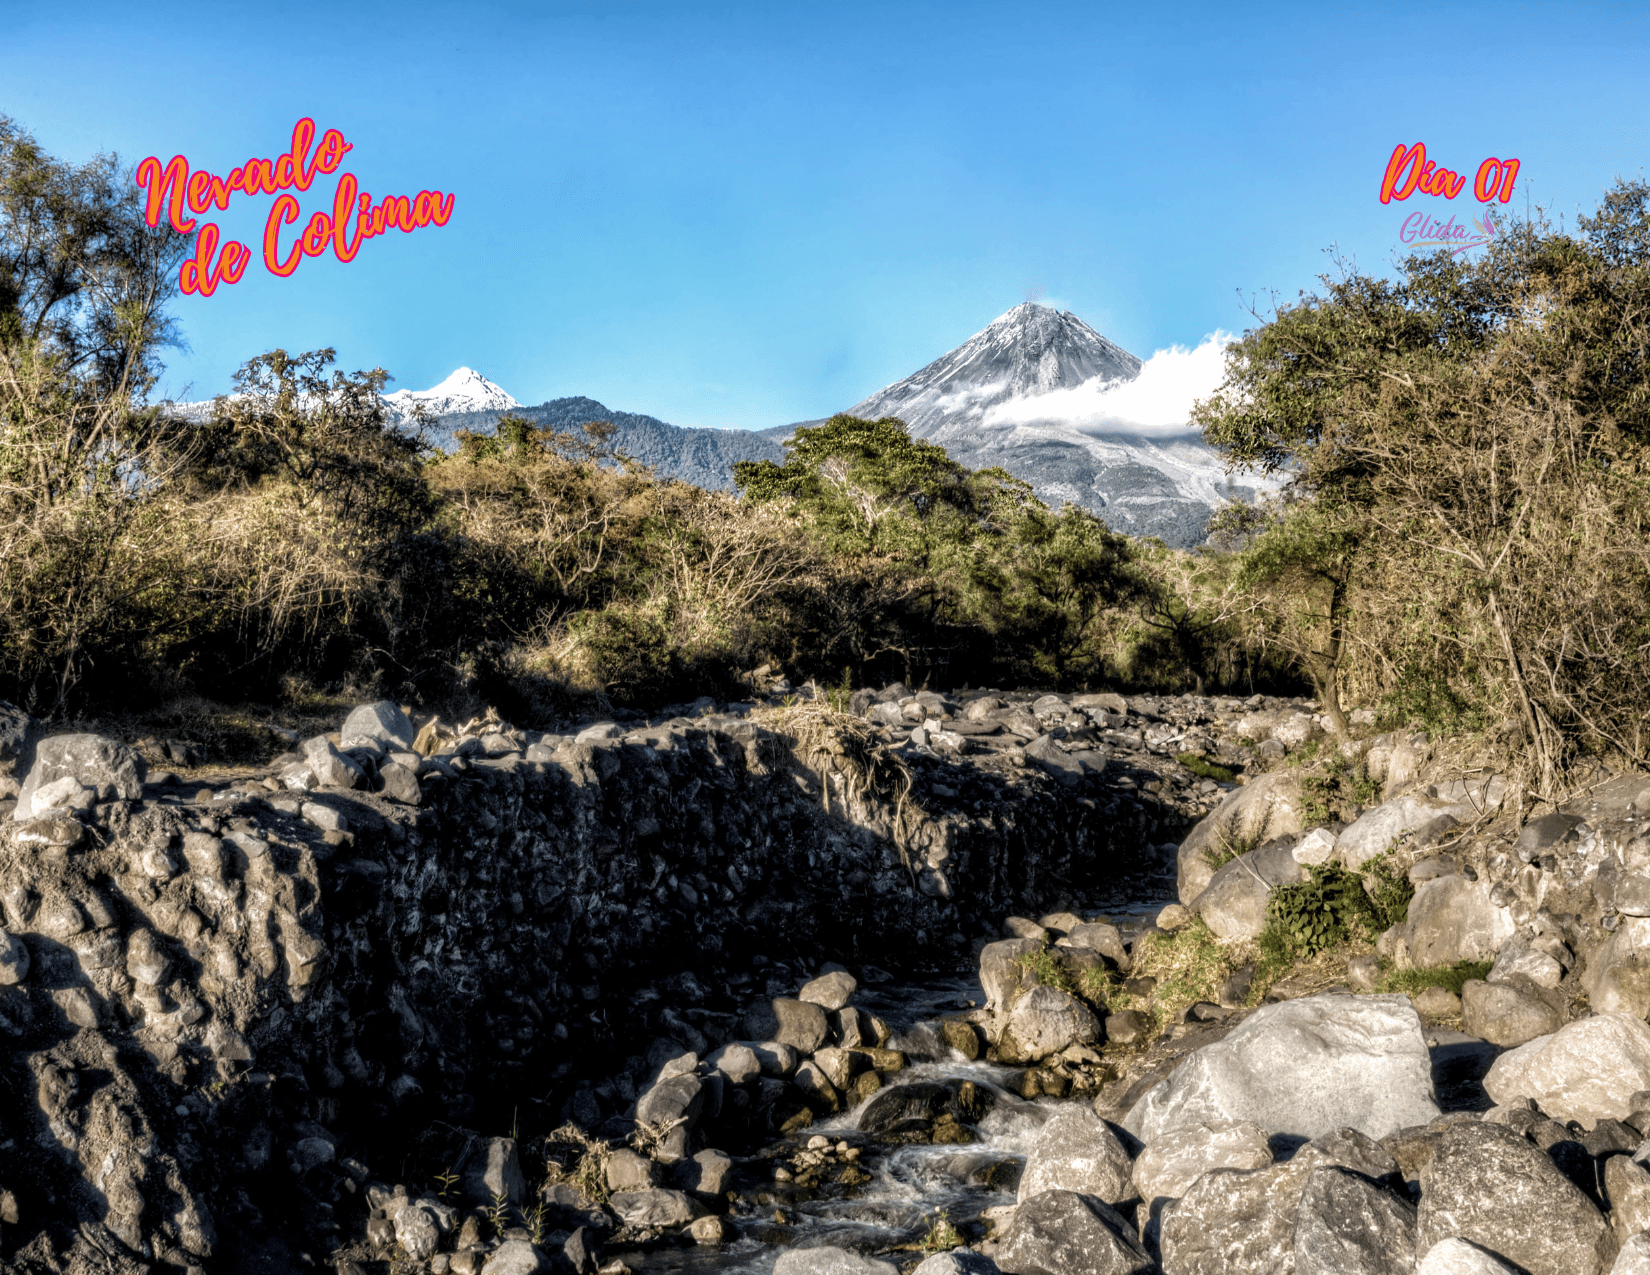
1015 944 1078 999
1178 752 1236 783
1359 853 1415 931
920 1208 964 1253
1128 919 1235 1029
1379 960 1492 998
1201 825 1259 871
1263 864 1377 960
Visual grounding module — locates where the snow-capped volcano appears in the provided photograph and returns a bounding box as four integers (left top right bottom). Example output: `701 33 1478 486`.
382 367 518 420
839 303 1258 545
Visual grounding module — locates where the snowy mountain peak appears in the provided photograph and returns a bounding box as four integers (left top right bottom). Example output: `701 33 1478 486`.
840 304 1261 546
383 367 519 419
848 303 1143 431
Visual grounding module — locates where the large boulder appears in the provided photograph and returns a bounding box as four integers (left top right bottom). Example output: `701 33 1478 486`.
1015 1105 1134 1205
1001 985 1101 1062
339 700 417 750
15 734 143 820
1483 1013 1650 1128
1190 845 1308 942
1414 1120 1614 1275
1399 875 1516 968
1131 1119 1273 1210
799 970 857 1011
1177 772 1307 904
1292 1164 1417 1275
1124 994 1439 1143
995 1190 1155 1275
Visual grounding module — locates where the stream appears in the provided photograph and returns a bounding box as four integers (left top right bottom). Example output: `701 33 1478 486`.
613 895 1172 1273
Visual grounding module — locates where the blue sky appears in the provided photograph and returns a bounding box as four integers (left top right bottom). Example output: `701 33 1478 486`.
8 0 1649 428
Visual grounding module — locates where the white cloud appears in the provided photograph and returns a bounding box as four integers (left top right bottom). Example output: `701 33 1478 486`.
981 331 1234 439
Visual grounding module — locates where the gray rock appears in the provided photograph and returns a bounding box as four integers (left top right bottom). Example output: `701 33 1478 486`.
1177 772 1307 904
607 1187 703 1228
605 1148 658 1192
1157 1161 1304 1274
750 1040 799 1077
1614 1234 1650 1275
378 760 422 804
16 734 143 819
979 938 1040 1013
341 700 417 750
771 1247 900 1275
1606 1154 1650 1241
747 998 829 1054
1487 936 1565 989
1191 845 1309 941
480 1240 551 1274
1063 923 1127 966
1415 1120 1614 1275
1415 1237 1524 1274
996 1189 1155 1275
911 1251 1001 1275
1105 1010 1150 1045
706 1043 762 1084
575 722 623 743
1002 985 1101 1062
1024 735 1086 787
1515 812 1583 862
1131 1119 1272 1208
672 1148 733 1198
800 970 857 1011
0 927 28 984
461 1137 526 1205
394 1201 442 1259
1292 1165 1416 1275
302 737 366 790
1400 875 1516 967
635 1074 704 1162
1484 1013 1650 1128
1125 994 1440 1142
1459 978 1561 1048
1336 794 1475 869
1015 1104 1134 1205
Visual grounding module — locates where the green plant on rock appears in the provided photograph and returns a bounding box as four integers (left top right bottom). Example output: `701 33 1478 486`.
1263 864 1373 959
1015 943 1077 1000
1357 852 1414 931
434 1166 459 1203
1202 824 1260 872
486 1190 511 1236
921 1208 965 1253
1178 752 1237 783
1379 959 1492 998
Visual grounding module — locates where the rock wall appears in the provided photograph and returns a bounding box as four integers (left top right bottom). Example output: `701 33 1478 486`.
0 706 1183 1270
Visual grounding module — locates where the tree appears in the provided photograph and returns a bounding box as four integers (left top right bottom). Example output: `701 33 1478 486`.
1193 180 1650 787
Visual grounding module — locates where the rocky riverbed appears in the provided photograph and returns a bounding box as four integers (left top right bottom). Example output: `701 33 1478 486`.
3 682 1648 1274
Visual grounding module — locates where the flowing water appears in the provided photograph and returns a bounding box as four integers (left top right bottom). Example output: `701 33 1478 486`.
616 894 1173 1273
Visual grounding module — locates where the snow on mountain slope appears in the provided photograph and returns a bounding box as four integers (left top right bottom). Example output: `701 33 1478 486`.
839 303 1261 546
382 367 518 420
